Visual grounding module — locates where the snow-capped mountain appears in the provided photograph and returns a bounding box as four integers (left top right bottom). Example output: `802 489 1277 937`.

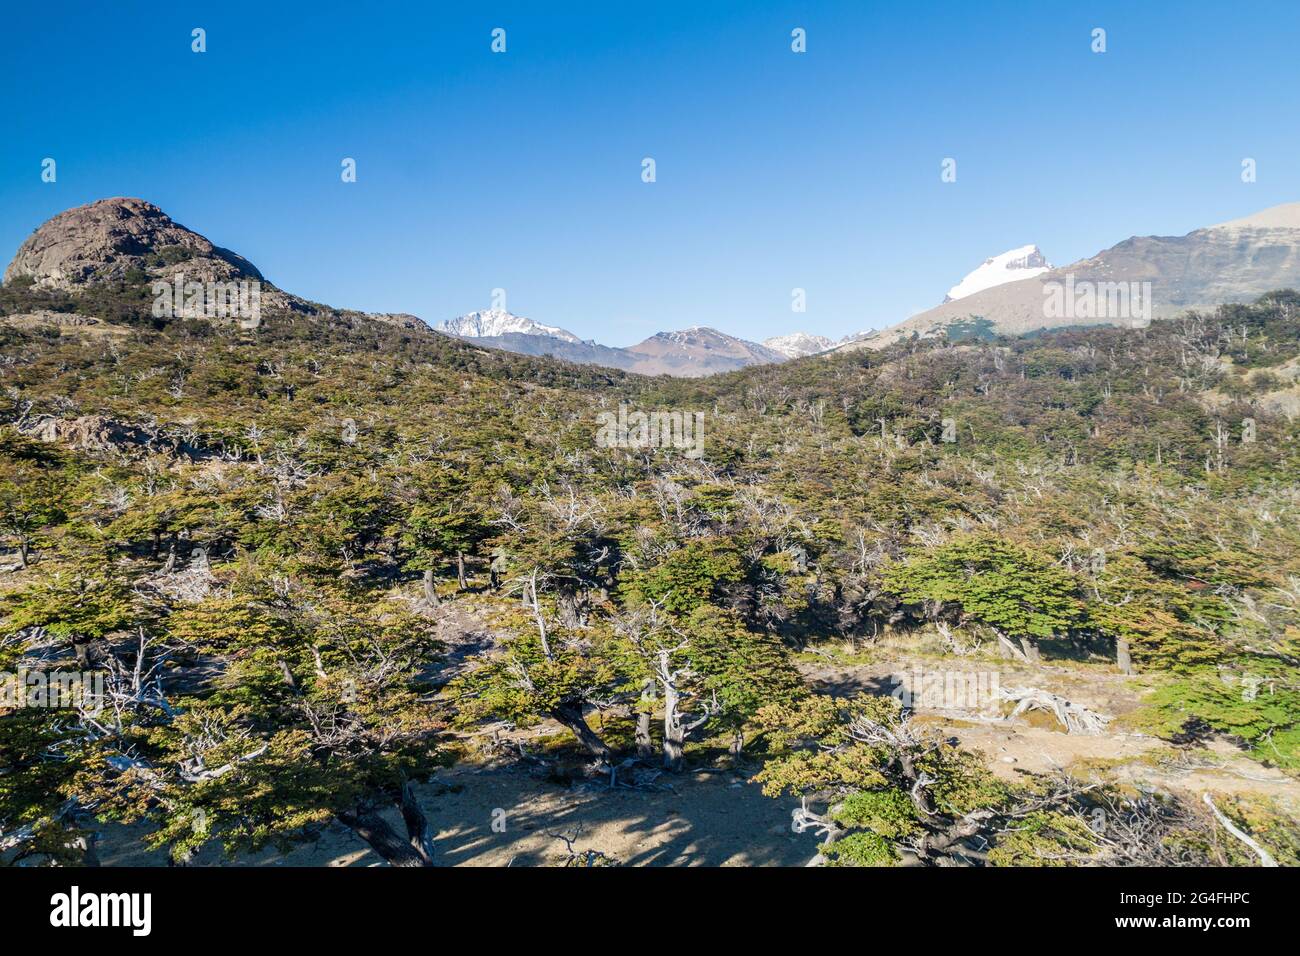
762 332 836 358
430 315 792 377
835 201 1300 354
435 309 583 344
944 244 1052 302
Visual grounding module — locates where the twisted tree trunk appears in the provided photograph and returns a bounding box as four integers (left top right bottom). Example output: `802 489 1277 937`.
550 701 612 762
338 784 434 867
661 654 686 772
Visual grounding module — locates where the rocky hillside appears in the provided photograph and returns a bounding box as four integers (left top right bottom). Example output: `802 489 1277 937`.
4 198 262 290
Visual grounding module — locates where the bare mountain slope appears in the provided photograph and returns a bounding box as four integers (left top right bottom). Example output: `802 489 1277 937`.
839 201 1300 352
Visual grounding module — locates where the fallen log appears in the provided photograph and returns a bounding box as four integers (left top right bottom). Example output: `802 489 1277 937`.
996 686 1111 735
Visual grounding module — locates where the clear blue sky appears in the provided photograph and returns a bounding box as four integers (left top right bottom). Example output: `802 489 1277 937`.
3 1 1299 345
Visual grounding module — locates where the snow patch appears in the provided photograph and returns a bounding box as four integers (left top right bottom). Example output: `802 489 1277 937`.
944 244 1052 302
436 309 583 343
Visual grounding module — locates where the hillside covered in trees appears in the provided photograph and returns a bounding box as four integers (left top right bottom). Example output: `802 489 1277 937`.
3 269 1300 867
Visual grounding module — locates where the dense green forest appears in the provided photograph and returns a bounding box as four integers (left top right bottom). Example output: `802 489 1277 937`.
3 276 1299 866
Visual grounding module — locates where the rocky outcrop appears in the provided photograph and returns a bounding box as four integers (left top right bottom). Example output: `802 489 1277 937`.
367 312 429 331
4 197 262 290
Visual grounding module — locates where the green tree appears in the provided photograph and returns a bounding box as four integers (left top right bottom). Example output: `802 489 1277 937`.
0 460 64 568
753 694 1011 866
78 589 447 866
448 607 623 762
394 466 489 602
883 534 1083 662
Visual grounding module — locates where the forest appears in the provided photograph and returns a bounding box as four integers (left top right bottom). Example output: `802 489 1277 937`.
2 274 1299 867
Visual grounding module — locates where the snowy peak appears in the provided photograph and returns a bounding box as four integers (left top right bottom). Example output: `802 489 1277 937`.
944 244 1052 302
762 332 836 358
435 309 583 343
429 315 791 377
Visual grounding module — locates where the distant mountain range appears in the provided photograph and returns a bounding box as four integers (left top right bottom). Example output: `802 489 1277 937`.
432 313 799 377
441 202 1300 369
9 197 1300 376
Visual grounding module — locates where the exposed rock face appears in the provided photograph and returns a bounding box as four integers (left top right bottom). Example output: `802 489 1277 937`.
0 310 129 339
367 312 428 331
1069 204 1300 309
3 197 262 290
2 310 108 328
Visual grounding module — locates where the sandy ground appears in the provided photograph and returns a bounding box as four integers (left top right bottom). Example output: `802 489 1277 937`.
96 762 818 867
798 653 1300 812
77 627 1300 865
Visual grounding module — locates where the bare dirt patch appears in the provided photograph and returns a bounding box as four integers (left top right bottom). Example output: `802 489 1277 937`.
96 762 817 867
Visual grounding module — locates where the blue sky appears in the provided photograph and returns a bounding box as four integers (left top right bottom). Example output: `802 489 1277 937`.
3 1 1299 345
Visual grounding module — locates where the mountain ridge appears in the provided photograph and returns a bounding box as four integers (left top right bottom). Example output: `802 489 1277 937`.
837 200 1300 353
10 196 1300 372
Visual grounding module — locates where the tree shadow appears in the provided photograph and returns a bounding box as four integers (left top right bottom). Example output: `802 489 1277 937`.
411 763 818 867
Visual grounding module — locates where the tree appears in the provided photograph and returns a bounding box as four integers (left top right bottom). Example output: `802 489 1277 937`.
0 708 95 866
753 694 1012 865
616 603 803 769
1085 553 1220 673
491 483 616 630
5 561 139 665
448 607 623 763
394 466 489 602
107 484 218 570
623 538 744 616
0 461 63 568
71 588 447 866
883 534 1083 663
